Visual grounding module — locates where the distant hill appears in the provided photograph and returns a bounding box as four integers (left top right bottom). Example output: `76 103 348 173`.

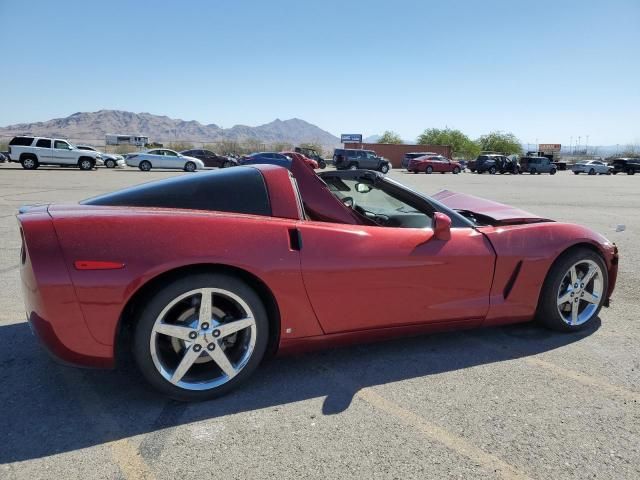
0 110 341 147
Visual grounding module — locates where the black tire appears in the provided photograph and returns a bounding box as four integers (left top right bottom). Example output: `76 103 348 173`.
132 272 269 401
184 161 196 172
628 169 635 176
530 168 537 175
536 248 608 332
453 166 460 174
78 158 94 170
20 155 39 170
318 160 327 169
348 162 358 170
139 160 152 171
379 163 390 174
222 160 232 168
425 165 433 174
550 168 557 175
573 171 580 175
489 166 497 175
588 168 596 175
105 159 116 168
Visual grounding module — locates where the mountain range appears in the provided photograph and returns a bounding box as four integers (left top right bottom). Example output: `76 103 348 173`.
0 110 341 147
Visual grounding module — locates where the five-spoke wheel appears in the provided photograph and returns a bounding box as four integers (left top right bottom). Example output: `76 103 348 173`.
537 248 608 331
133 273 268 401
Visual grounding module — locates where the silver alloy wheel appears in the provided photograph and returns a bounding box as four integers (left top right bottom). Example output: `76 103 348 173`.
81 160 92 170
349 164 358 170
23 158 35 168
185 162 195 172
105 159 116 168
556 259 603 326
149 288 257 391
140 161 151 171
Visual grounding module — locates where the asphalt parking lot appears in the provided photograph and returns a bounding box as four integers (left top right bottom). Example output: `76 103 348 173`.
0 164 638 480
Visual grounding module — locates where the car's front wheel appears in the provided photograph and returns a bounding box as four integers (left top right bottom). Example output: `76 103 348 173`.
184 161 196 172
453 166 461 174
550 168 557 175
78 158 94 170
379 163 389 174
139 160 152 171
588 168 596 175
132 273 269 401
537 248 608 332
349 163 358 170
105 159 116 168
426 166 433 174
489 166 497 174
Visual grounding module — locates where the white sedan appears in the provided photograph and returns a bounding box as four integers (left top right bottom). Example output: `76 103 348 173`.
572 160 612 175
125 149 205 172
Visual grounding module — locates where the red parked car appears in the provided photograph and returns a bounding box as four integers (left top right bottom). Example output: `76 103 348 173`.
281 151 318 169
18 157 618 400
408 155 462 174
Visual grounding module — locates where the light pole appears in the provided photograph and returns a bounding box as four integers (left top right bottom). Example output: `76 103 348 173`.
578 136 581 154
586 135 589 154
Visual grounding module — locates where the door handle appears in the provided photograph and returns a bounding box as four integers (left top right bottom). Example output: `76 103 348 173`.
288 228 302 251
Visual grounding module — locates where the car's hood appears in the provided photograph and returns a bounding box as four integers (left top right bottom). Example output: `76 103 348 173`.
432 189 551 225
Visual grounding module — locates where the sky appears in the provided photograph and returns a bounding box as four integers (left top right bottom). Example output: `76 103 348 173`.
0 0 638 146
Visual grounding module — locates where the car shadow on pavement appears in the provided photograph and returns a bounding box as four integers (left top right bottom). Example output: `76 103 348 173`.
0 318 599 463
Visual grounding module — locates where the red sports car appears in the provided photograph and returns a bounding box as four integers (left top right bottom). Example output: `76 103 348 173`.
281 151 318 169
18 158 618 400
408 155 462 174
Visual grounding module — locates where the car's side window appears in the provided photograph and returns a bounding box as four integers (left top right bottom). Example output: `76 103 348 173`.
54 140 70 149
323 175 432 228
36 139 52 148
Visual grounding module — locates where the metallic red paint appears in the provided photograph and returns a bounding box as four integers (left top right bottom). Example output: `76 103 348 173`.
17 163 619 369
408 156 462 173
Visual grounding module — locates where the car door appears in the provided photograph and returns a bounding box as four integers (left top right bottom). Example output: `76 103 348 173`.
297 176 495 333
34 138 52 163
53 139 75 165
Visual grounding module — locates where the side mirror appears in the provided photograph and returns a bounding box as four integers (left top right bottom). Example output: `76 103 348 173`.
355 183 372 193
433 212 452 241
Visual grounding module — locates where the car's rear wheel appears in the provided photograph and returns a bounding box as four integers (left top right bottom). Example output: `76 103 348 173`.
537 248 608 332
550 168 557 175
489 166 497 174
425 166 433 174
628 169 635 175
222 160 232 168
184 161 196 172
453 166 460 174
105 159 116 168
574 171 580 175
380 163 389 174
132 273 269 401
139 160 152 171
530 168 537 175
78 158 94 170
21 155 38 170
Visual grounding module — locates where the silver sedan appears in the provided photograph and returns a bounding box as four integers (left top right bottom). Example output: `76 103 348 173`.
572 160 612 175
125 149 205 172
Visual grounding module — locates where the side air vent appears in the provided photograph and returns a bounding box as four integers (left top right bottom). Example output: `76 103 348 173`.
503 260 523 299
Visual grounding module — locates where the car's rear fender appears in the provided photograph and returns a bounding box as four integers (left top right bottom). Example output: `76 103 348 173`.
48 207 324 355
17 208 113 367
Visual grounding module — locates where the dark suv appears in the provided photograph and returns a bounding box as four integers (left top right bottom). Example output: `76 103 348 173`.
519 156 557 175
472 154 520 174
333 149 391 173
611 158 640 175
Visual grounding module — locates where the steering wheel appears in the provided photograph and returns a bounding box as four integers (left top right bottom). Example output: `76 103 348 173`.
342 196 356 209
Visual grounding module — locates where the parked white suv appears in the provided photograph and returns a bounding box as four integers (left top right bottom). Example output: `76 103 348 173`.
8 136 102 170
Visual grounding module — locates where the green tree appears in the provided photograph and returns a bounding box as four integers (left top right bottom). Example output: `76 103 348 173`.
417 128 479 159
378 130 403 144
477 131 522 155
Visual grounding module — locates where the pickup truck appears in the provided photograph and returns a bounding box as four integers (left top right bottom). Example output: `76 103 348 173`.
8 136 102 170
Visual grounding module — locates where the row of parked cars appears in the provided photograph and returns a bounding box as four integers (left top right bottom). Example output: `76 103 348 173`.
4 136 329 172
400 150 640 176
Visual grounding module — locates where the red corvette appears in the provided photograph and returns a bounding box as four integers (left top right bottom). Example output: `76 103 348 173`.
408 154 463 174
18 157 618 400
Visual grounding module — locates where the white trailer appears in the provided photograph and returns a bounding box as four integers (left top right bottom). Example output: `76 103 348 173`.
105 134 149 147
